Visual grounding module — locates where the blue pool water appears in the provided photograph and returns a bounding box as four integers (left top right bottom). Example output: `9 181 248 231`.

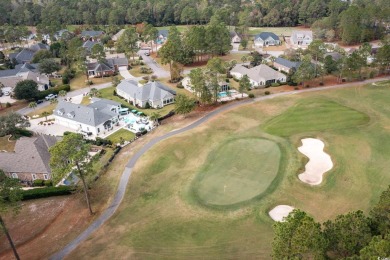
124 117 136 124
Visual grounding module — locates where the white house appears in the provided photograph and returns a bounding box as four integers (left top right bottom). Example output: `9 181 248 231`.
230 64 286 88
291 31 313 48
116 80 176 109
230 31 242 44
254 32 280 47
181 76 229 94
54 99 122 137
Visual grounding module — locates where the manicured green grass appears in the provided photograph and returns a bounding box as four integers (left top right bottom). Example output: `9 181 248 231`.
106 129 135 144
263 98 370 137
68 82 390 259
155 25 190 33
248 26 295 36
192 138 281 207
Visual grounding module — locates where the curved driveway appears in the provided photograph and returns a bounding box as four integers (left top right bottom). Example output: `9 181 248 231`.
50 76 389 260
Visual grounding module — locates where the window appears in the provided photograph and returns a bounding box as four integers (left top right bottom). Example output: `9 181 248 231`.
43 174 48 180
32 174 37 180
12 173 18 179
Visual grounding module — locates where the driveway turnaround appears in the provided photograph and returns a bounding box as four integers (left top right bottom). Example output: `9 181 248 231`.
50 76 390 260
118 67 135 79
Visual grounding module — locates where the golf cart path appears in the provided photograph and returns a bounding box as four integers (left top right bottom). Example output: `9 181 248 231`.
50 76 390 260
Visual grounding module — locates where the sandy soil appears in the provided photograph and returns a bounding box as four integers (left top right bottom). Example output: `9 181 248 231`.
269 205 295 222
298 138 333 185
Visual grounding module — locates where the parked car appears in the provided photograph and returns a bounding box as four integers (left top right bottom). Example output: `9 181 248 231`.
36 99 44 104
145 52 150 56
4 91 10 96
45 94 57 100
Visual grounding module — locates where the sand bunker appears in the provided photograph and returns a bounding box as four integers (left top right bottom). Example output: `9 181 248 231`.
269 205 295 222
298 138 333 185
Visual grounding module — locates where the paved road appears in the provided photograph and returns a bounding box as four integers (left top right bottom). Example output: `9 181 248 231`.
138 50 170 78
50 76 389 260
18 83 112 115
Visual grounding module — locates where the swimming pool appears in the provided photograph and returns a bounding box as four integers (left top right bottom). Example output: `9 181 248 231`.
218 90 237 98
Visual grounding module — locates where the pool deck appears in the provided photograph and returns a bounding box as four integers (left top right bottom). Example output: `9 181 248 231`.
218 92 248 102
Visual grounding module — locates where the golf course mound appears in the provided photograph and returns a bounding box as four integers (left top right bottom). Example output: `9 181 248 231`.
263 98 369 137
191 138 282 207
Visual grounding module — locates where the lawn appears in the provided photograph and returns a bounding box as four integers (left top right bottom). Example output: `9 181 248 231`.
0 101 27 116
248 26 297 37
26 103 57 118
155 25 190 33
67 82 390 259
0 135 16 152
69 73 119 90
106 129 135 144
191 138 282 208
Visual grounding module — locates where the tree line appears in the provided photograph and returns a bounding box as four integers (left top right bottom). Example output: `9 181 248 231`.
272 185 390 259
0 0 388 44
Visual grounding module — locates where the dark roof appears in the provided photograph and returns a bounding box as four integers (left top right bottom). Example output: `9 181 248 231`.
30 43 49 52
255 32 279 41
106 57 129 67
230 31 241 38
274 57 301 69
87 61 114 72
82 40 103 52
0 134 58 174
81 30 104 37
325 52 342 61
0 63 39 78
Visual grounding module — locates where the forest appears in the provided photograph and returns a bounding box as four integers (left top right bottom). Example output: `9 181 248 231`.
0 0 388 44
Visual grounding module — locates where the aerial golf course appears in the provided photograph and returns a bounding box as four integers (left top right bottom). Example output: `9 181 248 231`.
68 81 390 259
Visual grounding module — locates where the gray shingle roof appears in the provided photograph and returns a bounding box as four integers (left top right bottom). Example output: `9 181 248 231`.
255 32 279 41
82 40 103 52
274 57 301 69
81 31 104 37
116 80 175 102
106 57 129 67
54 99 118 127
0 134 58 174
231 64 286 82
87 61 114 72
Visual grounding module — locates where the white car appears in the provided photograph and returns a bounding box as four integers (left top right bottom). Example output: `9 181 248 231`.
45 94 57 100
4 91 10 96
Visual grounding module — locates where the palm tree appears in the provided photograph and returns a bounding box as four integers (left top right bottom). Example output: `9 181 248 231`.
50 98 58 105
58 90 67 99
28 101 37 109
150 112 161 125
241 55 248 63
41 111 50 121
89 88 100 98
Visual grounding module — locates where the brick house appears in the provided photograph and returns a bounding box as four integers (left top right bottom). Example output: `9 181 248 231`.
0 135 59 185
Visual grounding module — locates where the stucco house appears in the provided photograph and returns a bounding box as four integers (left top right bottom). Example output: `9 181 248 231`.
54 98 122 137
254 32 280 47
0 134 58 185
116 80 176 108
291 31 313 48
273 57 301 73
230 64 286 87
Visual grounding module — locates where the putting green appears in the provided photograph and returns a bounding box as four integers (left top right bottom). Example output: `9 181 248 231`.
192 138 281 207
263 98 369 137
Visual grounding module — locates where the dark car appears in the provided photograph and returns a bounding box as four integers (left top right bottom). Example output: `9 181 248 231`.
36 99 44 104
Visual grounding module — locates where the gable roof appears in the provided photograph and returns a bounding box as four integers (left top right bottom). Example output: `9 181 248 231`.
87 61 114 72
81 30 104 38
112 29 125 41
291 30 313 42
116 80 176 102
82 40 103 52
54 99 119 127
157 30 169 38
274 57 301 69
0 134 58 174
106 57 129 67
30 43 50 52
231 64 286 83
255 32 279 41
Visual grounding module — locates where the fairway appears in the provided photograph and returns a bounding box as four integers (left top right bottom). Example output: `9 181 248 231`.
67 81 390 260
262 98 369 137
192 138 281 207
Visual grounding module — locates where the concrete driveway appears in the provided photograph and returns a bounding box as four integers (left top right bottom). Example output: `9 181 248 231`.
119 67 135 80
138 50 170 78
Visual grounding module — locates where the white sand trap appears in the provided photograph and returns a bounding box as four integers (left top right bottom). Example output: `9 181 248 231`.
298 138 333 185
269 205 295 222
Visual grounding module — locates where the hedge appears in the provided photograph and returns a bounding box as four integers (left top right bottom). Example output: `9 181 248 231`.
22 186 73 200
35 84 70 100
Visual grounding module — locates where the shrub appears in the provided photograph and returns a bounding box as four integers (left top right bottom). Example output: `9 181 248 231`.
33 179 45 187
142 75 150 81
319 82 324 86
294 87 299 90
6 102 11 108
264 91 271 95
62 75 70 84
86 137 112 146
225 78 230 83
233 77 239 82
305 84 310 88
271 82 280 87
139 56 143 60
113 90 117 96
176 82 184 89
44 180 53 187
369 71 375 79
151 75 158 81
35 85 71 100
248 93 255 98
22 186 72 200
